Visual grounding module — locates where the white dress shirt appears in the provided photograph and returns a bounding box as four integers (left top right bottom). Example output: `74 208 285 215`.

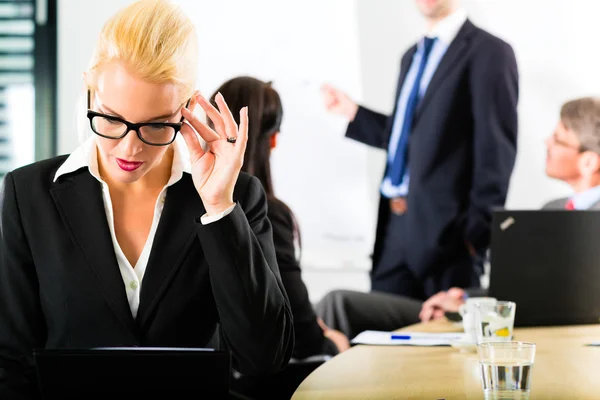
53 136 235 318
380 8 468 198
568 185 600 210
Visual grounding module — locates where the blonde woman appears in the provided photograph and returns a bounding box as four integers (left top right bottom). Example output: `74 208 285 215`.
0 0 293 397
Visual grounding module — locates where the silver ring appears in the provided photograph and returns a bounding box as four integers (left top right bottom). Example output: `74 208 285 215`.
226 137 237 144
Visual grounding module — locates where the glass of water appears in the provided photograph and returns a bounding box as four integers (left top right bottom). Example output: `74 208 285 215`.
475 301 516 343
477 341 536 400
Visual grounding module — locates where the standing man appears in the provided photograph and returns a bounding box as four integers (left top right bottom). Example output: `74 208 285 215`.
321 0 518 299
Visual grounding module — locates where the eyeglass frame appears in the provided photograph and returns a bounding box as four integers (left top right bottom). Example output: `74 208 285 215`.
548 131 587 153
86 90 192 146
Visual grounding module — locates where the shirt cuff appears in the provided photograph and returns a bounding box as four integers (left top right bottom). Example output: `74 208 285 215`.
200 204 237 225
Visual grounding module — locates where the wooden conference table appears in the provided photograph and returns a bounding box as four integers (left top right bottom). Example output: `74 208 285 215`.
292 319 600 399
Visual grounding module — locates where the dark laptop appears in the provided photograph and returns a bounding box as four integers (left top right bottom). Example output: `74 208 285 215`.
34 347 231 399
488 210 600 327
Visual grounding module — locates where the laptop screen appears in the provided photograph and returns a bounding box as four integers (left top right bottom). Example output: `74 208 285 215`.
489 210 600 327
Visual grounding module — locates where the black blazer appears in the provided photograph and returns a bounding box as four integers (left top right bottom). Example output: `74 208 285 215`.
346 20 518 279
267 198 337 359
0 156 294 399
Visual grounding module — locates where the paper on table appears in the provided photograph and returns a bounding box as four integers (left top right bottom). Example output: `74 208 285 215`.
351 330 466 346
585 342 600 346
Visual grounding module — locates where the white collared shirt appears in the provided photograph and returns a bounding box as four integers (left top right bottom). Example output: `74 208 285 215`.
53 136 235 318
427 8 467 44
569 185 600 210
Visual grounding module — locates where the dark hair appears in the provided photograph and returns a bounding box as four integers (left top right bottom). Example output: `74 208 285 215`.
209 76 302 253
209 76 282 196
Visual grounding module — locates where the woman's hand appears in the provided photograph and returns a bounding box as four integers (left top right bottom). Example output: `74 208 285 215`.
180 93 248 215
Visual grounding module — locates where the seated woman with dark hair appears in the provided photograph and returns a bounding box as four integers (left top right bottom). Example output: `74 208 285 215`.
209 77 350 360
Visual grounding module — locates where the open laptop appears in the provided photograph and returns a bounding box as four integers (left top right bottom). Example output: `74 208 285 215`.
34 347 231 399
488 210 600 327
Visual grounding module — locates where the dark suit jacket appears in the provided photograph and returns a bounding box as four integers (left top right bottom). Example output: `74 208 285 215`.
346 20 518 280
0 156 294 399
267 198 337 359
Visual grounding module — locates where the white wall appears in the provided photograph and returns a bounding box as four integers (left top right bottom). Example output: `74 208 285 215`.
57 0 128 155
176 0 375 299
58 0 373 302
355 0 600 210
57 0 600 302
466 0 600 208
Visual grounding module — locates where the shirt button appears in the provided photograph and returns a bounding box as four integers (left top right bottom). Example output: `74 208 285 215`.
129 281 138 290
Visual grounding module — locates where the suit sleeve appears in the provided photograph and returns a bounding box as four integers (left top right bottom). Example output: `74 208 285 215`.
195 176 294 376
345 48 414 150
345 106 390 149
0 172 46 400
466 39 519 251
268 201 337 359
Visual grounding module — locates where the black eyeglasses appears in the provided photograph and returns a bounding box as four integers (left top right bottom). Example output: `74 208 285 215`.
86 91 191 146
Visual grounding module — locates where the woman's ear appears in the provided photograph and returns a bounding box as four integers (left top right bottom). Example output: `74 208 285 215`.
82 72 92 99
82 71 95 88
270 132 279 150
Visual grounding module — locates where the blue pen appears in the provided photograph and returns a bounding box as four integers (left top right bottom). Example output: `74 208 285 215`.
391 335 411 340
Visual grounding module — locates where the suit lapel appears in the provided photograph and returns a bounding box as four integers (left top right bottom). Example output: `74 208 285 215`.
397 47 417 104
136 174 205 328
384 46 418 147
50 169 135 333
416 19 477 116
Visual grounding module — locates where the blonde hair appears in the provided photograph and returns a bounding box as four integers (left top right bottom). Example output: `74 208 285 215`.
85 0 198 99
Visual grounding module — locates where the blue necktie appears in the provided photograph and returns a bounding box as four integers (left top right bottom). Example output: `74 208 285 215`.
389 36 437 186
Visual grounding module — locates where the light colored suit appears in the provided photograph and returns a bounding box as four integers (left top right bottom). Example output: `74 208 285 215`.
543 197 600 210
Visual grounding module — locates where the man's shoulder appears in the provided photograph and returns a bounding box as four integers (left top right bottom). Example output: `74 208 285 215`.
541 197 568 210
469 21 514 53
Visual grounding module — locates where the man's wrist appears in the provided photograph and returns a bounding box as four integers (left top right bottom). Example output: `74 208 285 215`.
347 103 359 121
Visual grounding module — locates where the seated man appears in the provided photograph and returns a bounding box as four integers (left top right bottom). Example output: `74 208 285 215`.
316 96 600 339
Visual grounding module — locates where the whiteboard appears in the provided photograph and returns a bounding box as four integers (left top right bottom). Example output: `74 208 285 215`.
175 0 377 270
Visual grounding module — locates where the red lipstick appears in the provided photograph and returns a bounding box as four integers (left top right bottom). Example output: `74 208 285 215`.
116 158 143 172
